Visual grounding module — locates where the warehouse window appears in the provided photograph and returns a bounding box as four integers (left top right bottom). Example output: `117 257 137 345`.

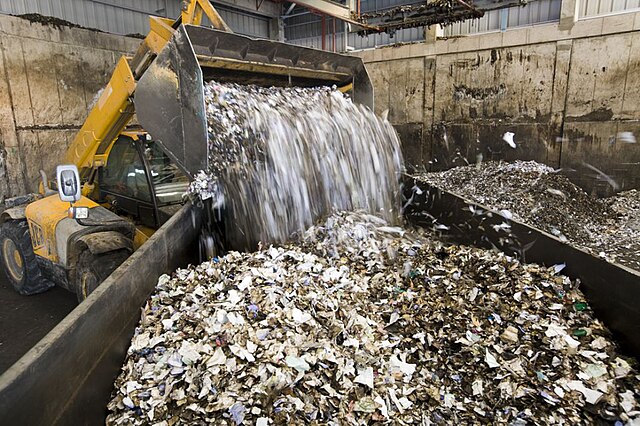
579 0 640 18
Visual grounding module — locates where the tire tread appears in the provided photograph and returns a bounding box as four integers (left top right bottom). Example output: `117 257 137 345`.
0 220 54 295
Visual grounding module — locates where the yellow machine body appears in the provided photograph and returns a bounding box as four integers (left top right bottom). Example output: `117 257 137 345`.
25 196 98 263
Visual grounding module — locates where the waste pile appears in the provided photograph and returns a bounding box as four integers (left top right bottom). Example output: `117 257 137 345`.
107 212 640 425
417 161 640 270
596 189 640 270
188 82 403 250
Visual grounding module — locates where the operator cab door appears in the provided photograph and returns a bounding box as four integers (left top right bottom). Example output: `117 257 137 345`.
99 136 158 228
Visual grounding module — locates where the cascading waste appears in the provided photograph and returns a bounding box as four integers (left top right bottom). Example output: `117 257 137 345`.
188 82 404 251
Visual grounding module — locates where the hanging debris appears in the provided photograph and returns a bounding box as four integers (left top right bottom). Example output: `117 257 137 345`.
107 212 640 425
189 82 403 251
417 161 640 270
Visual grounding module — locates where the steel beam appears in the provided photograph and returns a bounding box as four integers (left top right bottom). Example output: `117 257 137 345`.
286 0 379 30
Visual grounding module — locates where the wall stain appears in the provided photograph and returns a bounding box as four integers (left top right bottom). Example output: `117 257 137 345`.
566 108 614 122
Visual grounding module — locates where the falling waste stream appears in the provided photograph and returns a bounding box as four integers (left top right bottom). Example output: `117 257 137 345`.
187 82 404 251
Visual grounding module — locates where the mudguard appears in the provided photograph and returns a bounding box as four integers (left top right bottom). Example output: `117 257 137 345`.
77 231 133 256
0 206 26 223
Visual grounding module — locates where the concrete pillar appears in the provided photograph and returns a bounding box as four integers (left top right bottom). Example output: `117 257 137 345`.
425 24 443 44
559 0 580 30
269 17 285 42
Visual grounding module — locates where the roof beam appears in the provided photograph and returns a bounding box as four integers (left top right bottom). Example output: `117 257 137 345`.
285 0 379 30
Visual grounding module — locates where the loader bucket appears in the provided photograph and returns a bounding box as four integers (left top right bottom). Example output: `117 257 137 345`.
135 24 374 179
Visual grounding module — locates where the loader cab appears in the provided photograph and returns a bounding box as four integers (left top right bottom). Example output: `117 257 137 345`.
98 134 189 230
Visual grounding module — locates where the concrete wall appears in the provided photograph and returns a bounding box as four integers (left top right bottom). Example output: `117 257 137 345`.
0 14 139 200
354 11 640 196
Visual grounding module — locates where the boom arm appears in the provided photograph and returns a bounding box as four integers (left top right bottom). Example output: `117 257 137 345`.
65 1 230 174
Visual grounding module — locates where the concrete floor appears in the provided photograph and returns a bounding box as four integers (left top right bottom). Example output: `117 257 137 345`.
0 273 77 374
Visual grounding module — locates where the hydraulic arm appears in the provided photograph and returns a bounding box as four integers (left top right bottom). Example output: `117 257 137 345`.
65 1 230 179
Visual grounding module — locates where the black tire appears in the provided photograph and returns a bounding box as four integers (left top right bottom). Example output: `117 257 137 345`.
0 220 54 295
75 249 129 302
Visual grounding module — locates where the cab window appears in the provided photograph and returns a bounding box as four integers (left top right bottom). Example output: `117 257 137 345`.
143 141 189 205
101 137 151 202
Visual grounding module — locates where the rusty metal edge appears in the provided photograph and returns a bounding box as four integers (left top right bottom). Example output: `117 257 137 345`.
402 177 640 359
0 203 202 425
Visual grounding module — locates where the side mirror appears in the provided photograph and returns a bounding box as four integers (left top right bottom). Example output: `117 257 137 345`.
56 165 81 203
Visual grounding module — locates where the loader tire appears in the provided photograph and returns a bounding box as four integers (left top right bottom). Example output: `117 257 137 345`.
75 249 129 302
0 220 54 295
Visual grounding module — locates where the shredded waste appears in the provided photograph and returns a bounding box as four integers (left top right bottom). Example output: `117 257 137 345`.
187 82 403 251
107 212 640 425
417 161 640 270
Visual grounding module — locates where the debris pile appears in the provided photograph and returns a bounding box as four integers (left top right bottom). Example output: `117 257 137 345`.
188 82 403 250
417 161 640 269
107 212 639 425
594 189 640 270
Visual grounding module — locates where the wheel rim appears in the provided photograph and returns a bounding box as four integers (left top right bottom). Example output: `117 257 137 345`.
2 238 24 283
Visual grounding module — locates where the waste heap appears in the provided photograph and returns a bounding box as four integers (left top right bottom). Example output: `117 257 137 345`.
107 212 640 425
188 82 403 250
417 161 640 270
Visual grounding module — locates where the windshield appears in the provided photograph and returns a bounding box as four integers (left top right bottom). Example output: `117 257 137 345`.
143 141 189 205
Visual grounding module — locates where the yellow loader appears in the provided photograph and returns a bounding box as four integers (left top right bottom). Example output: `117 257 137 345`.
0 0 373 301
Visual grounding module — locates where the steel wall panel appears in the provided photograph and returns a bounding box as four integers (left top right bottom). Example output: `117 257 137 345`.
286 0 562 47
443 0 559 36
579 0 639 16
0 0 270 37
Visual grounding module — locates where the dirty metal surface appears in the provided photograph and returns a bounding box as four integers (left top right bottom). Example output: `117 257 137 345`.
403 177 640 358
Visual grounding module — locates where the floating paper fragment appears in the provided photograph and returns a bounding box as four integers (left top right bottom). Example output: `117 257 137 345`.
291 307 312 324
553 263 566 274
583 363 607 379
564 335 581 350
501 326 519 343
161 319 174 330
208 347 227 365
388 311 400 325
540 391 559 405
229 403 246 425
613 358 632 378
131 332 150 351
503 132 516 148
374 395 388 418
485 349 500 368
545 324 566 338
499 209 513 220
472 379 484 396
125 381 142 394
567 381 604 404
238 275 252 291
388 354 417 379
285 355 310 373
256 418 269 426
617 131 636 144
388 388 412 413
620 390 637 413
354 367 374 389
178 341 202 364
468 287 479 302
122 396 135 409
